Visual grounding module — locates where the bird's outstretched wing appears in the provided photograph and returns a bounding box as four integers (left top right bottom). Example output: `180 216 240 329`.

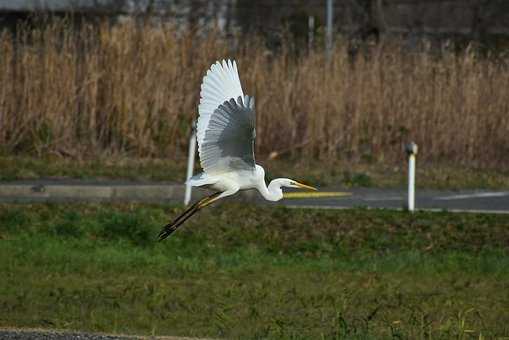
197 60 256 174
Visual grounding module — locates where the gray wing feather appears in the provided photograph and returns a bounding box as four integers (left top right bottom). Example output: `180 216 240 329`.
200 95 256 174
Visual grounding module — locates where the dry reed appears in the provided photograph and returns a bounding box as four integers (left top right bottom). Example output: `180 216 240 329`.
0 20 508 168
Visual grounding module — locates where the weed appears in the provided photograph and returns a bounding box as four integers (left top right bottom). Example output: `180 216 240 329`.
0 21 508 169
0 203 508 338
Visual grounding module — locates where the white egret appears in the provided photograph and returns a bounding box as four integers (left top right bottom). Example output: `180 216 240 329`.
158 59 317 240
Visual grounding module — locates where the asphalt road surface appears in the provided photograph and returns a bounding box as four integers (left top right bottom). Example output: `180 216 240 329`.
0 180 508 214
276 188 509 214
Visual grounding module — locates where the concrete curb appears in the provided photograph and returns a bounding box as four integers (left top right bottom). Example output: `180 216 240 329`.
0 180 258 204
0 181 187 204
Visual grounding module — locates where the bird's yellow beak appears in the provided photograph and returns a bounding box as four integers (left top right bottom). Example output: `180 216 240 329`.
294 181 318 191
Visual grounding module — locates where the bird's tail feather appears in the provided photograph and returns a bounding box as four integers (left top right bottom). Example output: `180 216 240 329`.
186 172 219 187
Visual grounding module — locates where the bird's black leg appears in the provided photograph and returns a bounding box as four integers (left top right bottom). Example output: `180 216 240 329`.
157 192 221 241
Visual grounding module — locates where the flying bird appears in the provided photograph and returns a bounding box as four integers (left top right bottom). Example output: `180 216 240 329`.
158 60 316 240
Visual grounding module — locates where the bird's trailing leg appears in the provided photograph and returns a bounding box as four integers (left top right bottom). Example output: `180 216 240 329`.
157 192 221 241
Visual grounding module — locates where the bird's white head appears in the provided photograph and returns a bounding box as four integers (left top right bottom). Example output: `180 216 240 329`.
266 178 317 201
255 165 317 201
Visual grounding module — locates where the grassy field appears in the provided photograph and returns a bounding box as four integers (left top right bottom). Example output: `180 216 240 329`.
2 155 509 190
1 202 508 339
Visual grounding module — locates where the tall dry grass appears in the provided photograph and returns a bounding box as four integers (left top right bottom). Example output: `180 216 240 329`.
0 20 508 168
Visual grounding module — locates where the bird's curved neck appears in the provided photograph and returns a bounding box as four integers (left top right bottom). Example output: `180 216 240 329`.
258 179 284 202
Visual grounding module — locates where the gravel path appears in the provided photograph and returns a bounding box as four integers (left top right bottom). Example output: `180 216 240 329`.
0 328 199 340
0 329 131 340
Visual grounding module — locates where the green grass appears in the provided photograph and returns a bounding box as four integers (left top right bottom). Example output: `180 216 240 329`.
2 155 509 190
0 156 187 182
1 203 508 338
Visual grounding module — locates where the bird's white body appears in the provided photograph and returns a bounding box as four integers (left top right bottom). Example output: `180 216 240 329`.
188 59 314 204
158 59 315 240
189 164 285 202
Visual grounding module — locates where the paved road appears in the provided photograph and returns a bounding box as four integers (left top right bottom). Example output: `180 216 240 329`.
0 180 508 214
277 187 509 214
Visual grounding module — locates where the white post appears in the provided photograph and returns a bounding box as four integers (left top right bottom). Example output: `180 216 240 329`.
406 142 418 212
326 0 334 58
184 123 197 206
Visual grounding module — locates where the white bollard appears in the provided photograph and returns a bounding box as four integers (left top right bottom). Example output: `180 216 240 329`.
405 142 418 212
184 124 197 206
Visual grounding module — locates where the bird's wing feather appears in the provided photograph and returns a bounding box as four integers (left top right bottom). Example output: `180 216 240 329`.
197 60 244 149
200 95 256 174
